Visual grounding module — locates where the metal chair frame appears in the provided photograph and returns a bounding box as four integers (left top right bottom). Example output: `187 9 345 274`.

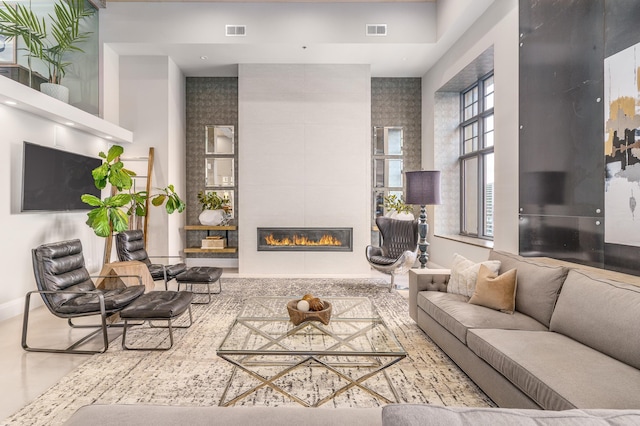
121 305 193 351
177 278 222 304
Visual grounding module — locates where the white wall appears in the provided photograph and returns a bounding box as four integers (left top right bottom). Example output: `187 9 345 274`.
238 64 371 276
423 0 519 266
118 56 186 259
0 106 111 321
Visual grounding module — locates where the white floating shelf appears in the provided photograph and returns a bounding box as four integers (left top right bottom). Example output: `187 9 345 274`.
0 76 133 144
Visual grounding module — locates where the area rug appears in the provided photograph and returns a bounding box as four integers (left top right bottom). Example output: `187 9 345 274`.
3 278 494 425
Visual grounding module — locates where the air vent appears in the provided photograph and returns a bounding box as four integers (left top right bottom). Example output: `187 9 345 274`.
226 25 246 36
366 24 387 36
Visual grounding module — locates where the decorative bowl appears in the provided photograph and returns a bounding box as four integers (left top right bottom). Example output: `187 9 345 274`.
286 299 332 325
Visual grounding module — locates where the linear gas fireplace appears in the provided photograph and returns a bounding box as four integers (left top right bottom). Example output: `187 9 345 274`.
257 227 353 252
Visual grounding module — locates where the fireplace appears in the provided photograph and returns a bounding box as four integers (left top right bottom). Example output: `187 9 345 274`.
257 227 353 252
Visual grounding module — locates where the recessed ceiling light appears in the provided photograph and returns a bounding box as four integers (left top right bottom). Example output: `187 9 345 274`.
4 100 17 105
65 122 75 126
200 56 208 60
105 136 113 140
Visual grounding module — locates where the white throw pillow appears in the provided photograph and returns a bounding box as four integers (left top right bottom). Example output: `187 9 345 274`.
447 253 501 298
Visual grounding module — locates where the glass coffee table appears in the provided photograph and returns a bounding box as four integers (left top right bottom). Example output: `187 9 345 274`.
217 296 407 407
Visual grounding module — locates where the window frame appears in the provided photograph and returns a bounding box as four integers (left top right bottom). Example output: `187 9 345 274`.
459 72 494 239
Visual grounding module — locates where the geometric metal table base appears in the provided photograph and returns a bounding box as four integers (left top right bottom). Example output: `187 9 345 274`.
217 297 407 407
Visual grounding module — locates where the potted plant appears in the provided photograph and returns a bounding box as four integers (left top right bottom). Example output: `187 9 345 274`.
0 0 96 102
81 145 185 263
383 194 415 220
197 190 230 226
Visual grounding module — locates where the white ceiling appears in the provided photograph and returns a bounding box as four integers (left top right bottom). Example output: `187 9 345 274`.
100 1 495 78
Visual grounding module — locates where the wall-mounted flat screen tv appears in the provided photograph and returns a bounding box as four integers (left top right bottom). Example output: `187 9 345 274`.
22 141 102 212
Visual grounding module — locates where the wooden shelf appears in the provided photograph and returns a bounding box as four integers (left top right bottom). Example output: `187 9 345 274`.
184 247 238 254
184 224 238 256
184 225 237 231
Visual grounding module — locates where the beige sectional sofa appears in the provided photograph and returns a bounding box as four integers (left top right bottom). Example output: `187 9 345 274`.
409 250 640 410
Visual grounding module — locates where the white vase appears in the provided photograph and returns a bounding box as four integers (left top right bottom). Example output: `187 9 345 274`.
40 83 69 103
395 212 415 221
199 209 225 226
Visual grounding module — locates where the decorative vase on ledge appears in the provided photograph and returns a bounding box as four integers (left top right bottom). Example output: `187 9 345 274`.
40 83 69 103
199 209 225 226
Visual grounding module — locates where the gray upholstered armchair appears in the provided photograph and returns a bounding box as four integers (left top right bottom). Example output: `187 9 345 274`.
24 239 145 354
366 216 419 291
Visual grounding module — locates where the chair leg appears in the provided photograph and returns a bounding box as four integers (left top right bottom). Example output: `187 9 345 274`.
22 292 110 355
122 306 192 351
181 280 221 304
389 273 395 292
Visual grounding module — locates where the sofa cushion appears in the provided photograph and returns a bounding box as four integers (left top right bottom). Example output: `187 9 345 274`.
382 404 640 426
448 253 501 297
489 250 569 327
549 270 640 370
469 265 517 314
467 329 640 410
417 291 547 344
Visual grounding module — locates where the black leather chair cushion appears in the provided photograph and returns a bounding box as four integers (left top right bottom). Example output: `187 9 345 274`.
176 267 222 283
368 255 397 266
120 291 193 319
57 286 145 314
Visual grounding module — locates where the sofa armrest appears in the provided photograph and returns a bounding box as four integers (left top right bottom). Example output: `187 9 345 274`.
408 269 451 322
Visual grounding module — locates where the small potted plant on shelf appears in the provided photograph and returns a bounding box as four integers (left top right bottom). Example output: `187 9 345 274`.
383 194 415 220
197 190 230 226
0 0 96 102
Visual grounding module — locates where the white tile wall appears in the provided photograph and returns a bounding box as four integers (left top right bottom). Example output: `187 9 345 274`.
239 64 372 275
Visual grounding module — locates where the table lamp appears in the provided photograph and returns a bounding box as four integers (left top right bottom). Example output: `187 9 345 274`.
405 170 442 268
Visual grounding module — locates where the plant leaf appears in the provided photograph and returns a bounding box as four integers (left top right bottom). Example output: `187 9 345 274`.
81 194 102 207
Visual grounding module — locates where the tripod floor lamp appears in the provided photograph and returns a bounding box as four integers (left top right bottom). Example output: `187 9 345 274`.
405 170 442 268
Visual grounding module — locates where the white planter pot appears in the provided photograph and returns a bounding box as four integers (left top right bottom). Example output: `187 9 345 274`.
40 83 69 103
394 212 415 221
199 209 225 226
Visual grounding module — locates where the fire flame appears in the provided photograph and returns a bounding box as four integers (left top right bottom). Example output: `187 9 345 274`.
265 233 342 246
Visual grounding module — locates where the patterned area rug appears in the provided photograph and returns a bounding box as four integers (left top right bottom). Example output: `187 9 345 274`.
4 278 494 425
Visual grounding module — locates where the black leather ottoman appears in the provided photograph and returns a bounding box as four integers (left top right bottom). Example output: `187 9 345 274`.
120 291 193 350
175 267 222 304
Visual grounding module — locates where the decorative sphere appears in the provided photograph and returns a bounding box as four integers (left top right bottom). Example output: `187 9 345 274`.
302 294 315 301
296 299 310 312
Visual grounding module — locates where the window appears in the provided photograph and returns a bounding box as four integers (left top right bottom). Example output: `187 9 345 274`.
459 73 494 238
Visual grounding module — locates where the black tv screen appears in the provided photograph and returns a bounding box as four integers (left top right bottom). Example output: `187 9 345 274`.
22 142 102 212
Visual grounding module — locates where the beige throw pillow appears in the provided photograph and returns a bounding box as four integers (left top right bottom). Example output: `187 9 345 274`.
447 253 501 297
469 264 518 314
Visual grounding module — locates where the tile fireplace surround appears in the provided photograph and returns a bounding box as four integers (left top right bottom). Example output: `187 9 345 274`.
257 227 353 252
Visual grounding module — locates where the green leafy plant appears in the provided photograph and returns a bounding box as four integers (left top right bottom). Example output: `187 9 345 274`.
0 0 95 84
383 194 413 214
81 145 186 238
197 190 230 211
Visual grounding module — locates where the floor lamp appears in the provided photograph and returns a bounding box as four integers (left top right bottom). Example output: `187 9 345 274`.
405 170 441 268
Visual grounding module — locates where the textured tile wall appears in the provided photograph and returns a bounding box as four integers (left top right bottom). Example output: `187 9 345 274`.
185 77 238 258
371 78 422 177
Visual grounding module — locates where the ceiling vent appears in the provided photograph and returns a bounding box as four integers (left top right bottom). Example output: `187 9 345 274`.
226 25 246 36
366 24 387 36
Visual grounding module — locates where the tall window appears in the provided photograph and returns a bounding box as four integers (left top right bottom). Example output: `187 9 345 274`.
459 73 494 238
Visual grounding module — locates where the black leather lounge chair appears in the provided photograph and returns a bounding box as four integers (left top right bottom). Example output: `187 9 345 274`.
24 239 145 354
116 230 187 290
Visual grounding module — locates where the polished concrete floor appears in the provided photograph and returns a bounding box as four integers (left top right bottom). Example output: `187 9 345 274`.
0 269 408 422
